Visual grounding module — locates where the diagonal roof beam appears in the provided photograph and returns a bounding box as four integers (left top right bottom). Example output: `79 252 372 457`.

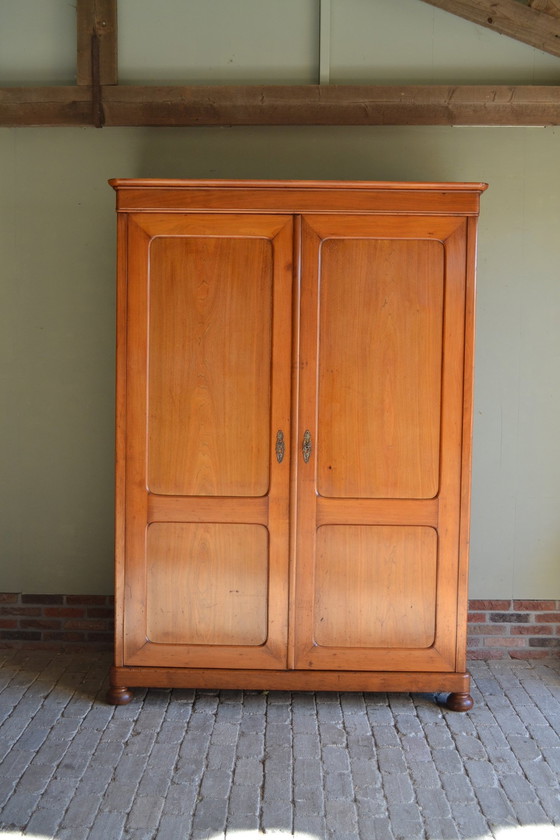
417 0 560 57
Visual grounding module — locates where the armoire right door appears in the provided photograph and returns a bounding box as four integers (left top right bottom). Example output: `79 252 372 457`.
293 213 470 673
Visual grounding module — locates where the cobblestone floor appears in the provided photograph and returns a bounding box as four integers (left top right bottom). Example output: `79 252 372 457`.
0 649 559 839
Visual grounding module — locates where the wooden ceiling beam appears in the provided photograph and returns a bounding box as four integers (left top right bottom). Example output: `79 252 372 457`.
417 0 560 57
2 84 560 127
0 87 92 126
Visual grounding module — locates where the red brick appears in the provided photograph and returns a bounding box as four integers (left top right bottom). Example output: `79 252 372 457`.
0 630 41 641
66 595 108 606
63 619 109 632
469 600 511 610
528 637 560 648
20 618 62 630
467 624 505 635
44 607 85 618
468 649 508 660
85 632 113 644
0 619 17 629
511 624 552 635
485 636 528 648
0 606 40 616
0 593 19 603
513 600 556 611
467 637 482 647
21 594 63 605
468 613 485 623
86 607 114 619
509 649 553 660
490 612 529 623
43 631 86 642
535 613 560 623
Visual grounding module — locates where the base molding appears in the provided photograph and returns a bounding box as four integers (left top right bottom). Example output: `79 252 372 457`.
109 664 470 695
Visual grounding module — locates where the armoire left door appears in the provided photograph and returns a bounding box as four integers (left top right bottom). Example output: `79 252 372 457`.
117 211 294 670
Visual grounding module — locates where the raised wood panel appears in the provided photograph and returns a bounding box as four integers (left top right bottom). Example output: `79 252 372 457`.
314 525 437 648
147 235 272 497
146 523 269 646
317 238 444 499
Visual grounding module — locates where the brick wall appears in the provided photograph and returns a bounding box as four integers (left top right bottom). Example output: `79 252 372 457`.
468 599 560 660
1 594 559 658
0 593 114 648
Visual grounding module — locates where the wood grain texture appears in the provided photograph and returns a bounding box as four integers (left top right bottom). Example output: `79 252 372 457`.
417 0 560 57
314 526 438 649
0 87 92 126
76 0 117 86
102 84 560 126
113 213 128 667
316 237 444 499
293 212 467 674
119 210 293 670
3 85 560 127
147 235 272 497
113 181 484 215
146 523 269 646
147 496 269 525
110 180 484 701
529 0 560 16
110 178 488 193
316 498 439 527
454 215 479 672
111 664 471 694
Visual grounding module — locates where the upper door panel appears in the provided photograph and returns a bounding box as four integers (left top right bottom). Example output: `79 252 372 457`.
316 236 444 499
148 234 273 497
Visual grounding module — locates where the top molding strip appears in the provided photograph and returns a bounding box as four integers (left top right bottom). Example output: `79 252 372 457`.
110 178 489 191
110 179 488 216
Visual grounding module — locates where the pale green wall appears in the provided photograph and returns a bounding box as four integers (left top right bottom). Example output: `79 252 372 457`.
1 0 560 597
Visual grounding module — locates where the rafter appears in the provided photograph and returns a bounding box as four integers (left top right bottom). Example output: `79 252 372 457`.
529 0 560 16
417 0 560 57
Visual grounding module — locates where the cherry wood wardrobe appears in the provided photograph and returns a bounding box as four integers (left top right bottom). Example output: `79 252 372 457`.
107 179 486 710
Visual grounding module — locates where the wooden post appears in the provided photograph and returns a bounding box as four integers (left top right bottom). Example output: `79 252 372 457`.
76 0 117 86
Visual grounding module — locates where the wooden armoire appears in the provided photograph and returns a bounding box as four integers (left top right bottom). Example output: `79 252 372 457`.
107 179 486 710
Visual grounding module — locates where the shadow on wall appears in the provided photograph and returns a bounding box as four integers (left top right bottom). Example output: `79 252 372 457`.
133 125 452 182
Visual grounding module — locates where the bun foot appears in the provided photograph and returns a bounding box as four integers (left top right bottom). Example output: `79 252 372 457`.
106 685 134 705
445 691 473 712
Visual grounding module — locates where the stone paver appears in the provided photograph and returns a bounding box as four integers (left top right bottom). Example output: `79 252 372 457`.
0 648 559 838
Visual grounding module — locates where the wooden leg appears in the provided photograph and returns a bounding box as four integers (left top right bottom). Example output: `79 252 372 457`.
106 685 134 705
445 691 473 712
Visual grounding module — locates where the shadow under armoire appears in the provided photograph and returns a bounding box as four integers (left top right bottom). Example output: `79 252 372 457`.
107 179 487 710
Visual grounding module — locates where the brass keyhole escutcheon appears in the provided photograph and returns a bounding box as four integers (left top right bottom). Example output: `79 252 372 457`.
275 430 285 463
302 430 312 463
